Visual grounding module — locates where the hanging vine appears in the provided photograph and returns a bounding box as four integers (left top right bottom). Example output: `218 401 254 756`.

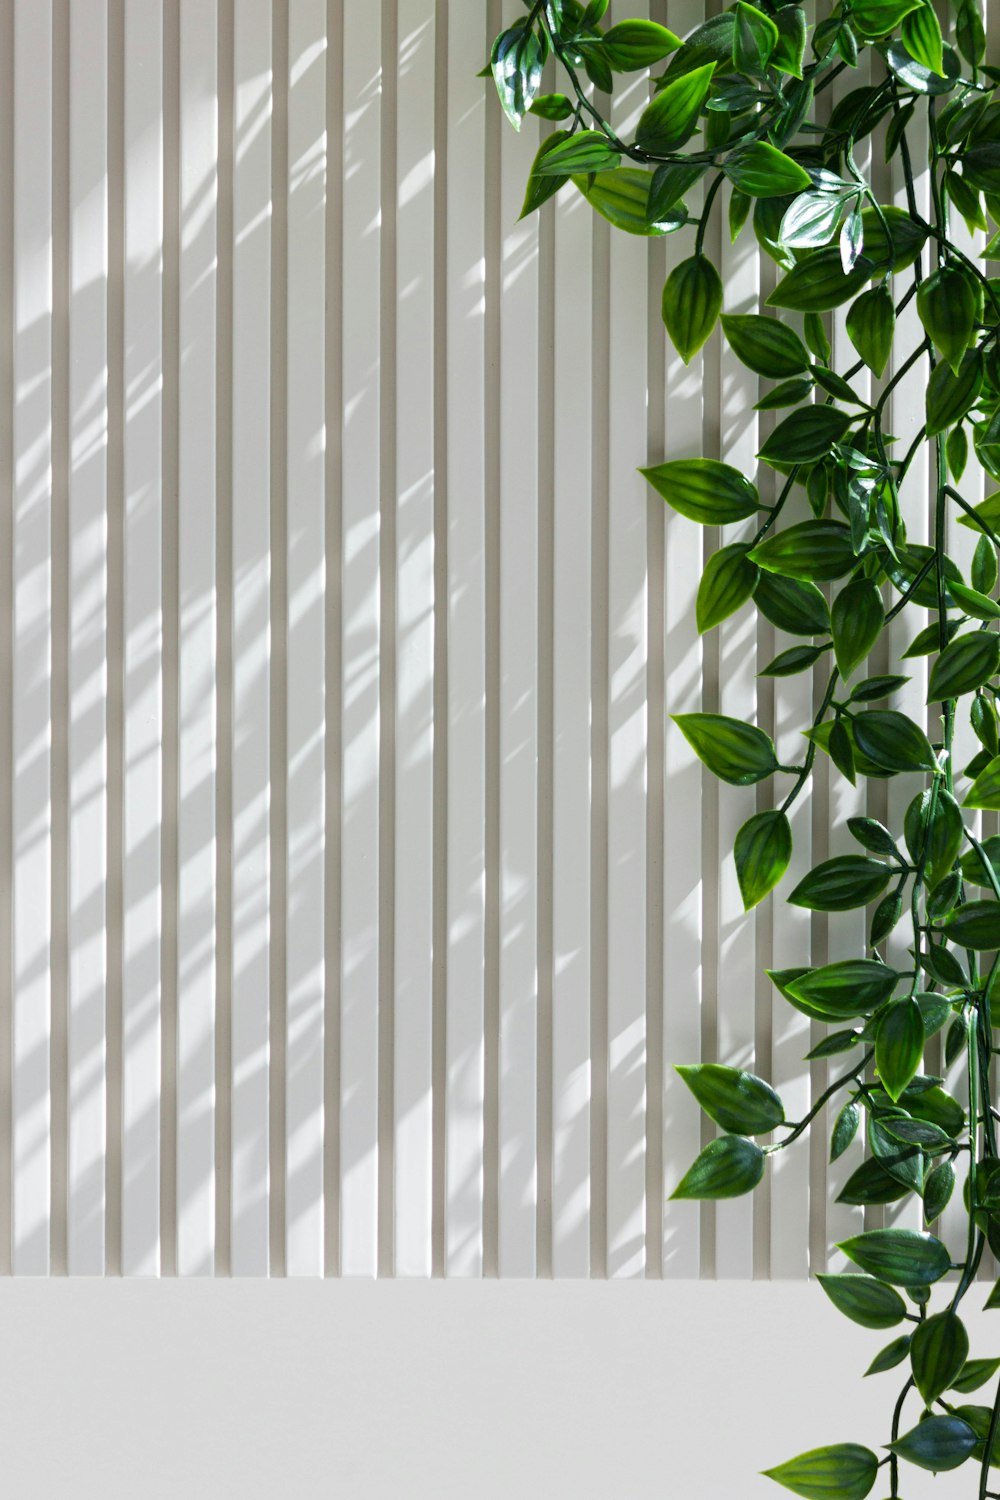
489 0 1000 1493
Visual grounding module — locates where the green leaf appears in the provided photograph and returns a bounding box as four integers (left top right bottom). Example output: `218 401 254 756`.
753 572 830 634
733 0 778 73
772 6 807 76
672 712 779 786
948 423 969 480
906 1084 965 1137
950 579 1000 621
602 18 682 70
901 1 945 74
959 833 1000 886
758 406 852 466
762 1444 878 1500
785 959 898 1019
876 997 925 1101
831 580 884 680
830 1100 860 1160
964 753 1000 810
851 710 937 772
817 1273 907 1330
846 283 895 379
866 1333 912 1376
923 1159 956 1223
917 266 977 373
669 1134 765 1200
528 93 574 121
661 255 723 364
520 131 575 220
725 142 812 199
749 520 855 582
696 543 758 633
734 810 792 910
837 1156 910 1205
848 816 898 854
759 643 828 677
635 62 713 153
720 313 810 378
926 347 984 437
973 534 997 596
533 129 620 175
956 0 986 64
640 459 760 524
952 1356 1000 1393
904 786 963 891
807 1029 862 1060
838 1228 952 1287
911 1311 970 1407
850 673 910 702
957 490 1000 537
647 161 706 222
779 191 848 252
491 24 544 130
768 247 868 312
962 142 1000 196
888 1415 977 1472
756 378 815 411
790 855 891 912
928 630 1000 701
853 0 923 30
675 1062 784 1134
942 898 1000 950
573 168 686 237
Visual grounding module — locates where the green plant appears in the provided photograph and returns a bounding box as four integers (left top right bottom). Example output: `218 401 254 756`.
489 1 1000 1494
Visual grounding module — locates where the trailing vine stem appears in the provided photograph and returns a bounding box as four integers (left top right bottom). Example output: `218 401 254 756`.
488 0 1000 1492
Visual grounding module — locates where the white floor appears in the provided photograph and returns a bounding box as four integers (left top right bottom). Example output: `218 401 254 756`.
0 1280 982 1497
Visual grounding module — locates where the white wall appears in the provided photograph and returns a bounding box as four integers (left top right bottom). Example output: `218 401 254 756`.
0 0 959 1282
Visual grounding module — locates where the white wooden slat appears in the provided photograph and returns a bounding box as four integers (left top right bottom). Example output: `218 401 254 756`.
551 178 592 1280
177 0 218 1278
444 0 486 1279
285 0 326 1280
660 13 704 1269
68 0 108 1277
340 0 381 1278
393 0 435 1279
884 133 932 1239
606 49 648 1281
12 0 53 1277
715 183 759 1281
231 0 272 1276
498 103 539 1280
122 0 163 1278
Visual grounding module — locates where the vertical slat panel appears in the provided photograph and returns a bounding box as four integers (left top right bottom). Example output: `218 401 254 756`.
551 179 591 1280
231 0 271 1276
714 183 759 1280
606 46 648 1281
12 0 53 1277
340 0 381 1278
177 0 217 1277
393 0 435 1278
285 0 326 1278
444 0 486 1279
68 0 108 1276
497 99 538 1280
122 0 163 1278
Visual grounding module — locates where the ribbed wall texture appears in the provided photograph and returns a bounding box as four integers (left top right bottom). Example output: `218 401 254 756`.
0 0 973 1279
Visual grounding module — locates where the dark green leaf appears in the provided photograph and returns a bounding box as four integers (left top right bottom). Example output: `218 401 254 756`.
959 833 1000 886
647 161 706 222
911 1311 970 1406
807 1029 862 1060
753 572 830 634
756 378 816 411
640 458 759 524
952 1357 1000 1394
832 579 884 679
926 347 984 436
734 810 792 910
928 630 1000 700
772 5 807 76
876 997 925 1102
760 644 828 676
847 816 898 854
903 786 963 890
866 1333 912 1375
923 1159 955 1223
768 247 867 312
851 710 937 772
635 62 714 153
520 131 574 220
817 1273 907 1329
846 282 895 379
669 1134 765 1200
779 191 848 251
790 855 891 912
573 167 687 237
528 92 574 120
720 313 810 378
836 1156 910 1205
964 752 1000 810
758 406 852 465
762 1444 878 1500
950 579 1000 621
785 959 899 1019
696 543 758 633
830 1100 860 1161
962 142 1000 195
661 255 723 363
837 1227 952 1287
749 520 855 581
533 129 620 175
918 266 977 372
672 711 779 785
491 24 544 130
675 1062 784 1134
942 898 1000 950
888 1415 977 1472
850 673 911 702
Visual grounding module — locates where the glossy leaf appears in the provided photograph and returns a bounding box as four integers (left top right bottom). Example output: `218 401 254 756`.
533 129 620 175
675 1062 784 1134
758 406 852 465
923 1159 956 1223
830 1100 860 1161
734 810 792 910
875 997 925 1102
964 752 1000 810
696 543 758 632
720 313 810 378
491 24 544 130
851 710 937 773
635 62 714 153
669 1135 765 1200
784 959 899 1019
952 1356 1000 1393
640 458 760 524
845 282 895 378
573 168 686 237
831 580 884 680
749 521 855 582
838 1228 952 1287
917 266 977 373
910 1311 969 1406
928 630 1000 701
789 855 891 912
672 712 779 785
661 255 723 364
942 899 1000 950
602 18 682 70
888 1415 978 1472
762 1444 878 1500
817 1274 907 1330
865 1333 912 1376
753 572 831 634
725 142 811 198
